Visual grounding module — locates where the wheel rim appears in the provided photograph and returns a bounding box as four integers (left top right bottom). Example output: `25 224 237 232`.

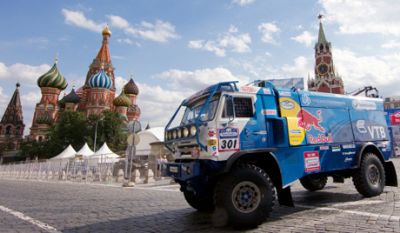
367 164 380 187
231 181 261 213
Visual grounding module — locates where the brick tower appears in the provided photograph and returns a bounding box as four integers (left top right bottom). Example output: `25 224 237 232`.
308 15 344 94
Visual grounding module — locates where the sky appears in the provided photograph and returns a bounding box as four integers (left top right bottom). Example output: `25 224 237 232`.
1 0 400 135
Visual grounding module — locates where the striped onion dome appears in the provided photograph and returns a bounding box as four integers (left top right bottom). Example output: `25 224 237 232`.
37 63 67 90
123 78 139 95
113 91 131 107
88 69 112 89
128 104 141 115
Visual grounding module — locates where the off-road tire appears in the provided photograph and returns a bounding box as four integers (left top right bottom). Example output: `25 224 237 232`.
353 152 385 197
214 164 275 228
300 175 328 191
184 190 214 212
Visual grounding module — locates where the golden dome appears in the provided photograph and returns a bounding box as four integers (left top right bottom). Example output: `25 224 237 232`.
102 26 112 37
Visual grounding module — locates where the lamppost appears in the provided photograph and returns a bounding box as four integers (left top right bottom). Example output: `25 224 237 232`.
93 119 100 153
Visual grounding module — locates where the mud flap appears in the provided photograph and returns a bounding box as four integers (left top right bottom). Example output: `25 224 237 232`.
277 186 294 207
384 161 398 187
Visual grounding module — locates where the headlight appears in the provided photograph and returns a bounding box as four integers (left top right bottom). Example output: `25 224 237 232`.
182 127 189 137
190 126 197 136
167 131 172 140
177 129 182 138
172 130 177 139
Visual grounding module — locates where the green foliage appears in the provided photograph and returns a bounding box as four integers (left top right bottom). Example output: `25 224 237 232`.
20 110 128 159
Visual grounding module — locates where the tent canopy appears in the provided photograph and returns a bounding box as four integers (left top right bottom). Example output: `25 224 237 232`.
50 145 76 160
88 142 120 163
76 143 94 158
136 127 164 156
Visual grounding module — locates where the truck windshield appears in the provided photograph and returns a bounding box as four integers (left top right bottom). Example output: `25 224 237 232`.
181 99 218 125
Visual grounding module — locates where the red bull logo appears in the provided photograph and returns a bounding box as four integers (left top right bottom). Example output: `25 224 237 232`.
297 109 325 132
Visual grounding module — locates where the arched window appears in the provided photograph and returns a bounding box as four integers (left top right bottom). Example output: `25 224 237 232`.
5 126 11 135
319 44 324 51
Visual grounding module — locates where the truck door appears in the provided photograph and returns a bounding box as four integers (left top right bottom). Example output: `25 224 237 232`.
217 94 268 151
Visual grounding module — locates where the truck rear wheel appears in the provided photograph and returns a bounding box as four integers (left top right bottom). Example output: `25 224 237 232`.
183 190 214 212
353 152 385 197
300 175 327 191
214 164 275 228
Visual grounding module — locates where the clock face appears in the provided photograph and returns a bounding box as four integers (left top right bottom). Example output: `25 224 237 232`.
317 64 328 75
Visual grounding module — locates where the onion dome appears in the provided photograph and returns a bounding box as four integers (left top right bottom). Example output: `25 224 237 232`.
102 25 112 37
123 78 139 95
113 91 131 107
61 88 80 104
36 111 53 125
37 63 67 90
128 104 141 114
88 69 112 89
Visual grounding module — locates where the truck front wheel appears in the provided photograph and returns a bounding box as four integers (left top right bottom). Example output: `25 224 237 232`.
353 152 385 197
214 164 275 228
183 190 214 212
300 175 328 191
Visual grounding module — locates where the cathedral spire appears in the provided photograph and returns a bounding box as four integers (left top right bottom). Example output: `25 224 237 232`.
1 83 24 125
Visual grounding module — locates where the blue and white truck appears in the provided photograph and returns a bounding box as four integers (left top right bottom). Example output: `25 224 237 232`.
162 80 398 227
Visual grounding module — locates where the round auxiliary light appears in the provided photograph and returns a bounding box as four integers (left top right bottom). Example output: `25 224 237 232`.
167 131 171 140
182 127 189 137
177 128 182 138
172 130 177 139
190 126 197 136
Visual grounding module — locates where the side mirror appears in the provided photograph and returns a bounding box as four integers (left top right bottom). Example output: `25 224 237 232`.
225 95 235 122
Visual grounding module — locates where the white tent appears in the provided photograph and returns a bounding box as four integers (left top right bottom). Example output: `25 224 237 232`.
136 127 164 156
89 142 120 163
50 145 77 160
76 143 94 158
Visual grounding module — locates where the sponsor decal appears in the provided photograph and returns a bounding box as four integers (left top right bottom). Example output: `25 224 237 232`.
208 129 217 137
307 133 333 144
331 146 341 152
319 145 329 150
304 151 320 172
344 157 353 163
390 112 400 125
240 86 259 93
298 109 325 132
290 129 302 134
342 151 356 156
263 88 271 95
262 109 277 115
342 144 356 149
279 91 292 97
281 100 295 110
352 100 377 110
207 139 217 146
355 120 387 139
218 127 240 152
191 147 200 157
301 93 311 106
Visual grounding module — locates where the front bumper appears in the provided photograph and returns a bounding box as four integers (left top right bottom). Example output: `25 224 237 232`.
161 160 226 181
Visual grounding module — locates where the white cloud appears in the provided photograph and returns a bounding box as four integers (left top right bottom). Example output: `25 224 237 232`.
0 62 51 84
0 87 9 116
291 31 316 47
320 0 400 36
188 26 251 57
382 40 400 49
232 0 255 6
108 15 179 43
258 22 280 44
281 56 312 78
61 9 103 33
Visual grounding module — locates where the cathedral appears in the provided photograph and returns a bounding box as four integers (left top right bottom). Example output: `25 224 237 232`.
29 26 141 141
308 16 345 94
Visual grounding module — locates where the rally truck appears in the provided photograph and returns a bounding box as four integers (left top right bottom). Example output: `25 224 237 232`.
162 80 398 227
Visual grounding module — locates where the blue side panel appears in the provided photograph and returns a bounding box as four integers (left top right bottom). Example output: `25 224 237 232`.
300 107 354 144
350 110 389 142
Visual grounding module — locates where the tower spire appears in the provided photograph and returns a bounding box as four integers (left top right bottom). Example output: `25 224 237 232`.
317 14 328 44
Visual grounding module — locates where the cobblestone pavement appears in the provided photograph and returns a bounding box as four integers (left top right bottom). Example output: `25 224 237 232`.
1 159 400 232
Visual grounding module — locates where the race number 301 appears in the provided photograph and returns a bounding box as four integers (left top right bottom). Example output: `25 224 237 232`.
218 127 240 152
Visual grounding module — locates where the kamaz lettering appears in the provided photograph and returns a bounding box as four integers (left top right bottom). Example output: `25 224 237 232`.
162 80 398 228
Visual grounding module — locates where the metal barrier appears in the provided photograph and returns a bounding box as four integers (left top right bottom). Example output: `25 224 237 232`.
0 159 126 184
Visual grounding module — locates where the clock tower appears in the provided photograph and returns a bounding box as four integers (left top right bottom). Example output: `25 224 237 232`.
308 15 344 94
